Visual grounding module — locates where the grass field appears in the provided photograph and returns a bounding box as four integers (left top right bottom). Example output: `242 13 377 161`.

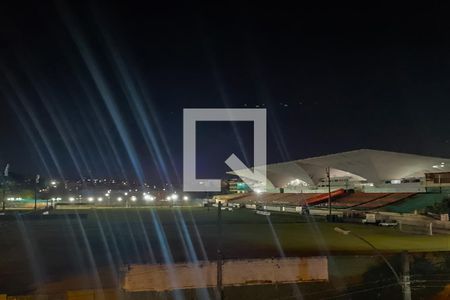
0 207 449 295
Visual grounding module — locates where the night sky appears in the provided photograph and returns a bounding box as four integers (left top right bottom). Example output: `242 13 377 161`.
1 1 449 186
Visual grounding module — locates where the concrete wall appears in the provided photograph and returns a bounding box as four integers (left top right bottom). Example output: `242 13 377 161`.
123 257 328 292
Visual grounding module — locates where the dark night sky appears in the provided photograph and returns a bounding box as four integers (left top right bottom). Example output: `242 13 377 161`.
0 1 450 186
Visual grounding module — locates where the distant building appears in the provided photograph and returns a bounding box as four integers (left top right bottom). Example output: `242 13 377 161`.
224 178 250 194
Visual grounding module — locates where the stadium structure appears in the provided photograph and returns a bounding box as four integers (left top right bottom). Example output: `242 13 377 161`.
221 149 450 213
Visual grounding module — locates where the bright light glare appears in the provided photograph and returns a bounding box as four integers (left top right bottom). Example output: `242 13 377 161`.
69 197 75 202
88 197 94 202
183 196 189 201
144 194 154 201
171 194 178 201
97 197 103 202
131 196 137 202
117 197 123 202
166 196 171 201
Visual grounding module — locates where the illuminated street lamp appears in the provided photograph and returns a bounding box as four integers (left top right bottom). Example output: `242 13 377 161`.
69 197 75 202
131 196 137 202
117 197 123 202
183 195 189 201
170 193 178 208
144 194 154 201
333 227 409 298
34 174 40 211
88 197 94 202
97 197 103 202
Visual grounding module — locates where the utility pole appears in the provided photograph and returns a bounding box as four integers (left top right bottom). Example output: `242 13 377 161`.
326 167 332 221
335 227 412 299
2 164 9 213
216 201 223 300
1 188 5 213
34 174 40 212
402 251 411 300
34 184 37 211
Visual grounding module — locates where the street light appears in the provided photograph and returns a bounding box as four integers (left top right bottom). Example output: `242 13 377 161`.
69 197 75 202
117 197 123 202
88 197 94 202
131 196 137 202
334 227 410 300
34 174 40 211
183 195 189 201
170 193 178 207
97 197 103 202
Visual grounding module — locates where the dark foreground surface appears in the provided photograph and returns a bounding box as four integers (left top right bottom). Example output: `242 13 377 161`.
0 207 450 299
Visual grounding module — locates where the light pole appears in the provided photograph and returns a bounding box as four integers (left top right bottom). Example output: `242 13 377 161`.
216 201 223 300
326 167 332 221
1 182 5 213
171 193 178 207
34 174 40 212
2 164 9 213
334 227 411 300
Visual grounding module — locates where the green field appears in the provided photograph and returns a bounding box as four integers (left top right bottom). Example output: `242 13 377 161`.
1 207 449 295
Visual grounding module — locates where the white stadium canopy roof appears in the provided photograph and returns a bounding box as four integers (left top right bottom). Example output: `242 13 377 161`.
228 149 450 188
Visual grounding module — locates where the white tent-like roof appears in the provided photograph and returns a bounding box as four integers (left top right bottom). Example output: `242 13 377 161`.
229 149 450 188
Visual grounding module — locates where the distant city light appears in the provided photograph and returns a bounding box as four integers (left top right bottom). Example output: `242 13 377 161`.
144 194 154 201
